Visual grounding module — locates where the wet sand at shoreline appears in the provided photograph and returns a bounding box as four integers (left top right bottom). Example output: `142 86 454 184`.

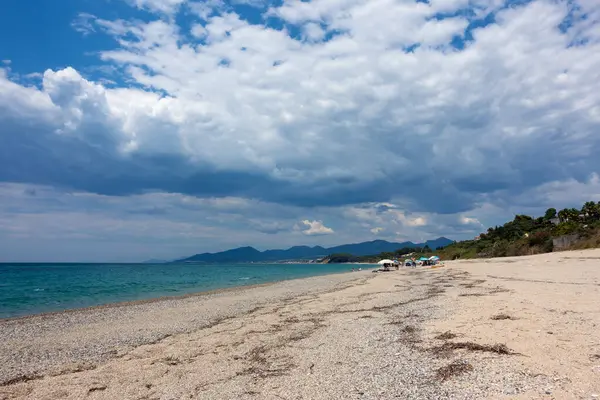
1 250 600 399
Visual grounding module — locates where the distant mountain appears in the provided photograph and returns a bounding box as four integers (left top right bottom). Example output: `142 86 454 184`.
180 246 263 263
142 259 169 264
424 237 455 250
176 237 453 263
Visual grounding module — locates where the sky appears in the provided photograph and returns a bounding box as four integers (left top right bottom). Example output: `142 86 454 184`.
1 0 600 262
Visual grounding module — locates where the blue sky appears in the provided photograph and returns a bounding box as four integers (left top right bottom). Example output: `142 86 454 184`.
1 0 600 262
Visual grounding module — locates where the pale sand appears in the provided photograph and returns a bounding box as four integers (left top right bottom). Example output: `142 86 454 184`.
436 250 600 399
1 251 599 399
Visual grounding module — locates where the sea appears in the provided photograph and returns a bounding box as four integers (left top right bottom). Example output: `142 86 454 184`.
0 262 373 319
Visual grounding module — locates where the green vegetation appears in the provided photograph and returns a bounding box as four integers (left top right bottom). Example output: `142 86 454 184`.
326 201 600 263
437 201 600 260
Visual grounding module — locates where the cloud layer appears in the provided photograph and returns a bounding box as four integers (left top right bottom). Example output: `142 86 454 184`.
1 0 600 260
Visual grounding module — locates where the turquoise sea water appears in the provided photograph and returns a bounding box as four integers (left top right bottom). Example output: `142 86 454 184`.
0 263 372 319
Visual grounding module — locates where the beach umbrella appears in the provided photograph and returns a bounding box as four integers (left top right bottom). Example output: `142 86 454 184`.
378 259 394 264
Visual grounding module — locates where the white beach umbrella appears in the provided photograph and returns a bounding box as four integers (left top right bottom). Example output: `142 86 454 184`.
378 259 394 264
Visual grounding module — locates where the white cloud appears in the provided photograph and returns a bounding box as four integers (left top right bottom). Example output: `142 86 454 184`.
303 22 326 42
459 216 482 226
129 0 186 14
190 23 208 38
188 0 225 20
232 0 266 7
370 227 384 234
72 13 97 36
2 0 600 260
299 220 334 235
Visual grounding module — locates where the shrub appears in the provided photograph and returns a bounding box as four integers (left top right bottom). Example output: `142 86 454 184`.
542 239 554 253
528 230 551 246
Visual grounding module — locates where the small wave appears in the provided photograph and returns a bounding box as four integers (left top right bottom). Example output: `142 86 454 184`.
33 288 45 292
239 277 251 280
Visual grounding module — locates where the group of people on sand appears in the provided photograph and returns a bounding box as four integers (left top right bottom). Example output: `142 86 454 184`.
350 267 362 272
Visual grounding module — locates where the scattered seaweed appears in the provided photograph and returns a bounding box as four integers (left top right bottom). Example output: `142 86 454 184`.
402 325 418 334
158 356 181 366
491 314 516 320
385 316 403 325
238 345 296 378
396 325 422 345
88 385 107 393
435 331 458 340
459 279 487 288
426 286 446 296
430 342 515 357
436 360 473 381
0 373 43 387
458 293 488 297
403 311 420 319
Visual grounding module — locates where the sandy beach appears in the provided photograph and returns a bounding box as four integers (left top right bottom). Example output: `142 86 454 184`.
1 250 600 400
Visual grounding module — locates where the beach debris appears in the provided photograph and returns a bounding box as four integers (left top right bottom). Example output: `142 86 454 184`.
491 313 517 320
238 345 296 378
426 286 446 296
430 341 516 357
0 373 43 387
396 324 422 345
489 287 511 293
436 360 473 381
88 384 107 393
459 279 487 288
158 356 181 366
435 331 458 340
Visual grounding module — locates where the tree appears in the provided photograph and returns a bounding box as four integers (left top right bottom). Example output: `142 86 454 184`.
582 201 599 222
558 208 568 223
544 208 557 220
567 208 580 222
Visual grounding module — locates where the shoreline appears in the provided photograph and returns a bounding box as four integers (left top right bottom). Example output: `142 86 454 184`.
1 265 376 322
0 269 375 387
1 281 276 323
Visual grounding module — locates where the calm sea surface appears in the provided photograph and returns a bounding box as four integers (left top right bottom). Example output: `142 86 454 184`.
0 262 372 319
